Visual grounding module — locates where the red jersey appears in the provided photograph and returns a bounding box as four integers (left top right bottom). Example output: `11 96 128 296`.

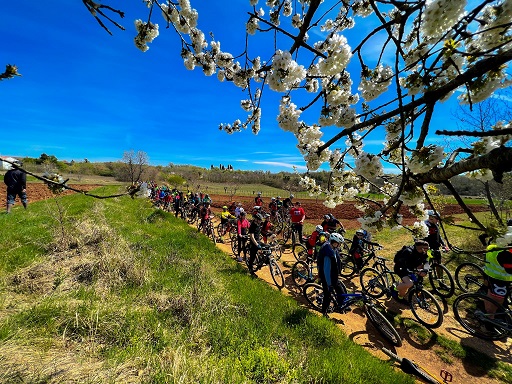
290 206 305 223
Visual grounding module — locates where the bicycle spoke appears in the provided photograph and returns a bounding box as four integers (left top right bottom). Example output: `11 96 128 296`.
408 289 443 328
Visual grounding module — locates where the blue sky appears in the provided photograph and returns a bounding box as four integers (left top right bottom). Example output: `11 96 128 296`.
1 1 462 173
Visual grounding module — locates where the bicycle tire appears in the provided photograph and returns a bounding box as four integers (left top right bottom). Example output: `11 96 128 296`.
365 304 402 347
339 253 357 278
281 224 292 243
408 288 443 328
428 263 455 298
267 240 282 261
269 259 285 289
303 283 324 312
453 292 510 340
292 243 309 262
455 262 486 293
216 223 226 238
359 267 387 298
292 260 312 287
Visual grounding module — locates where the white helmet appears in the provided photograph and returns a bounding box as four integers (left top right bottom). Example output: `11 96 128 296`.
290 194 294 198
315 225 324 232
329 233 344 244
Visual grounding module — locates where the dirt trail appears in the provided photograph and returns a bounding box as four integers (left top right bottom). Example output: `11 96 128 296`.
210 219 510 384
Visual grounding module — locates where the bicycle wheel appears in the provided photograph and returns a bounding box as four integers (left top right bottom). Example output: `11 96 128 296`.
292 243 309 261
187 211 197 224
455 262 486 293
453 293 510 340
231 236 240 255
292 260 312 287
209 225 217 243
303 283 324 312
216 223 226 238
269 259 285 289
339 253 357 278
428 263 455 298
360 268 387 298
365 304 402 347
270 240 283 261
281 224 292 243
408 288 443 328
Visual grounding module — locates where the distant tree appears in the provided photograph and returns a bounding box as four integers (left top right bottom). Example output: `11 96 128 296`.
118 150 149 184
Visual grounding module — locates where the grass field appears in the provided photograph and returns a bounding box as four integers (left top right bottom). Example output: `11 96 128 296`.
0 188 413 383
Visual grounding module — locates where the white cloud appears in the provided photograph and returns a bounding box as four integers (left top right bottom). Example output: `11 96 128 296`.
254 161 308 171
236 159 249 162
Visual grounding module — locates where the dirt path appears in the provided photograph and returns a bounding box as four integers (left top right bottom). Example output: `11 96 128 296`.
209 219 510 384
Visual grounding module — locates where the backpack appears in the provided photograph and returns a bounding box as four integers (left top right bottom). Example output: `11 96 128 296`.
394 245 412 264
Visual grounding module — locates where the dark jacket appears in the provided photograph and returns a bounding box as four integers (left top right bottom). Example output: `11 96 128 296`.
4 168 26 190
317 242 341 287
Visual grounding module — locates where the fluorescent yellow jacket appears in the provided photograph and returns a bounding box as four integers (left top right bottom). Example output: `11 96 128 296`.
485 245 512 282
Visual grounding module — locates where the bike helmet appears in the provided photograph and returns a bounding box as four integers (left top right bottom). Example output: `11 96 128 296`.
315 225 324 232
257 191 261 196
290 194 294 198
329 232 344 244
356 229 365 235
222 206 228 209
277 196 281 199
427 210 439 218
264 213 270 218
324 214 330 220
271 197 276 200
254 213 264 221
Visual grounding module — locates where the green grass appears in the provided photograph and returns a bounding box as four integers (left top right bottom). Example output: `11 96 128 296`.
0 188 412 383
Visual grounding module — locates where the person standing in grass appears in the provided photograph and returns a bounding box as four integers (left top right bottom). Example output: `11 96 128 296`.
4 160 27 214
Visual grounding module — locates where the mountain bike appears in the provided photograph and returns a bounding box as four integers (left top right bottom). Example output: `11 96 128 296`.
359 267 444 328
197 214 216 243
246 243 285 289
303 281 402 347
216 218 237 238
453 292 512 340
339 245 384 278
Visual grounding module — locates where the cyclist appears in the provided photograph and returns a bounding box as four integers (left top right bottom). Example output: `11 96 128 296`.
306 225 328 259
235 202 244 218
423 210 449 283
255 192 263 206
321 213 345 233
236 211 250 262
349 229 381 271
317 232 346 317
197 201 212 233
174 191 184 219
261 213 274 243
275 196 283 209
483 225 512 316
248 213 264 275
393 240 430 304
220 205 236 237
268 197 278 218
202 194 212 204
290 201 306 243
283 194 294 210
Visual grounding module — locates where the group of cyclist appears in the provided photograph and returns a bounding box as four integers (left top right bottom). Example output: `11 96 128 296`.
148 185 512 321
